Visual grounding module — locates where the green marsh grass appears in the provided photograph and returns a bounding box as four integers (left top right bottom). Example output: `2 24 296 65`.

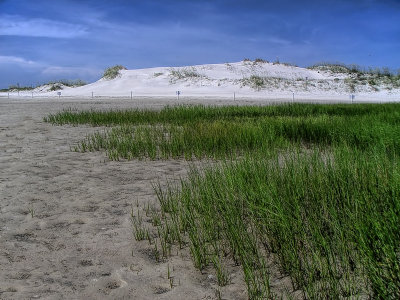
155 149 400 298
46 103 400 299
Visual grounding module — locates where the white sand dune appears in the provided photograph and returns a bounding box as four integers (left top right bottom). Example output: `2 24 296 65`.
2 61 400 102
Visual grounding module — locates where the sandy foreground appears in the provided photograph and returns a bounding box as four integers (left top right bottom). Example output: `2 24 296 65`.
0 97 270 300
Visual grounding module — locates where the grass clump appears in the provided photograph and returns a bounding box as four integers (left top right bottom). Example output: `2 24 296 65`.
45 79 88 91
309 62 396 75
168 67 203 83
46 103 400 299
0 84 34 92
254 58 268 63
103 65 127 80
242 75 266 91
0 79 87 92
50 79 87 87
309 62 400 91
45 103 400 159
49 84 63 91
308 62 355 74
156 148 400 298
44 102 398 125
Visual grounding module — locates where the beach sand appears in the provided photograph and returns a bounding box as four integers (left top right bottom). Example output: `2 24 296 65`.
0 98 257 300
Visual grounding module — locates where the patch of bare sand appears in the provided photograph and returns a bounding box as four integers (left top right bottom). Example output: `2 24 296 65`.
0 98 252 300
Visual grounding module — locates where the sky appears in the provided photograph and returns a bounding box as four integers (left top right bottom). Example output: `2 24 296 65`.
0 0 399 88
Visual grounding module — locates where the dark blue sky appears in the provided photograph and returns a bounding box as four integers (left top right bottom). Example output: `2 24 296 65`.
0 0 399 88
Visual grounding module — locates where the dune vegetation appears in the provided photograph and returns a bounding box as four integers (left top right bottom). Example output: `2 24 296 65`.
0 79 87 92
46 103 400 299
102 65 127 80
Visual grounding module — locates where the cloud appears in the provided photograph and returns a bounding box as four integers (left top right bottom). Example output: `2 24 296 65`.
0 55 100 81
0 55 39 66
0 14 88 38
